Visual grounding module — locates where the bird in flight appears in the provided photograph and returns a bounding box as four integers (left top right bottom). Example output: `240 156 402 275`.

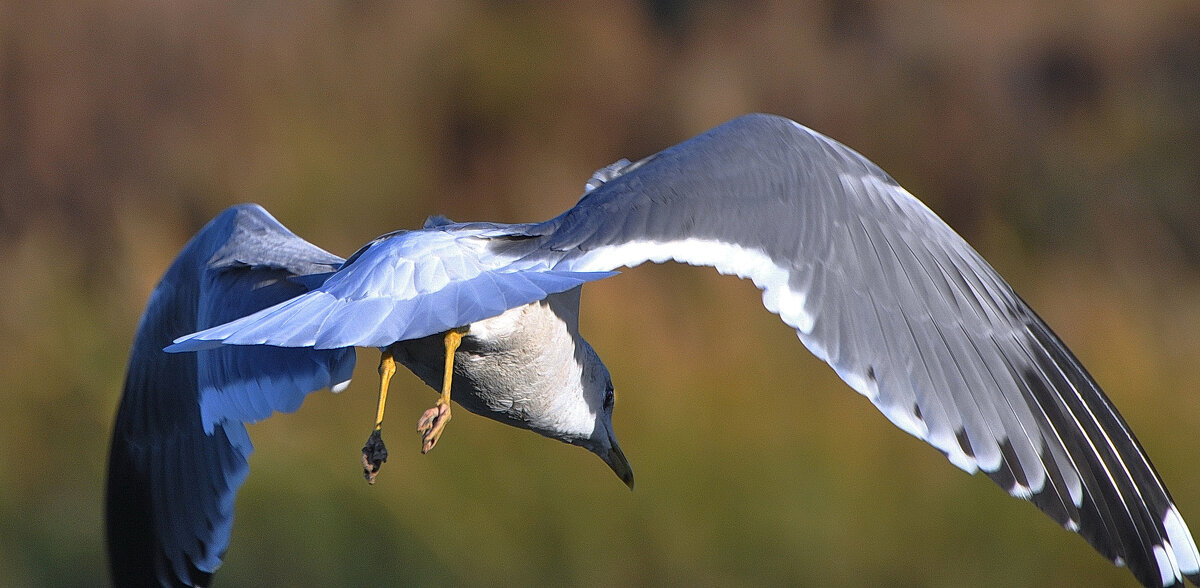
106 114 1199 587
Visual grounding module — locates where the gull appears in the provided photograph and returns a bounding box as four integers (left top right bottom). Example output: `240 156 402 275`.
106 113 1200 587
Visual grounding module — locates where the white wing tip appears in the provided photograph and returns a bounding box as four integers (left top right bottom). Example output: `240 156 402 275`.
1007 483 1033 500
1153 544 1178 587
1164 505 1200 576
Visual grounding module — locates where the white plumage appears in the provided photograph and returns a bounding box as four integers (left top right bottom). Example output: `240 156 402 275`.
110 114 1198 588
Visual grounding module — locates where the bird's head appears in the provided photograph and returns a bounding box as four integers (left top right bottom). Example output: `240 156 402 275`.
460 290 634 489
581 375 635 490
539 341 634 490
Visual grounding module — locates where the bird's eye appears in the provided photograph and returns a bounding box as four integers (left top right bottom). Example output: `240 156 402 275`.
603 383 615 410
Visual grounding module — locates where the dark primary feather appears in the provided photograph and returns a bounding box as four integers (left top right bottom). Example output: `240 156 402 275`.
108 114 1198 588
519 114 1199 587
106 204 355 587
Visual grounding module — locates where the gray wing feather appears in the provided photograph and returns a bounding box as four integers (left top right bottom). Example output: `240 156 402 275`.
518 113 1198 587
107 204 355 587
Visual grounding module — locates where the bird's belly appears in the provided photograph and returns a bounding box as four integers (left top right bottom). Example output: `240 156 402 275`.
391 294 584 433
391 332 551 432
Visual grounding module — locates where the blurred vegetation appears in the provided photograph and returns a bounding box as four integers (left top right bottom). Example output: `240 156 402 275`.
2 1 1199 586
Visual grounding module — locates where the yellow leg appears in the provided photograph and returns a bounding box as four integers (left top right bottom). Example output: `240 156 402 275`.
439 329 463 405
375 347 396 431
417 328 466 453
361 346 396 484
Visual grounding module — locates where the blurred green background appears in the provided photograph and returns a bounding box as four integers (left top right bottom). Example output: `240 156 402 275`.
3 1 1200 586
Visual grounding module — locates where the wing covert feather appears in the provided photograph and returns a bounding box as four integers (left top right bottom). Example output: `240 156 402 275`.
524 113 1198 587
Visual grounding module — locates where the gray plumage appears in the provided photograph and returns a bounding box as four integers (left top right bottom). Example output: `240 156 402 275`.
111 114 1198 587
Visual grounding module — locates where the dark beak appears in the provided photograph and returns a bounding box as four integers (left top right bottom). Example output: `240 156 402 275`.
602 441 635 490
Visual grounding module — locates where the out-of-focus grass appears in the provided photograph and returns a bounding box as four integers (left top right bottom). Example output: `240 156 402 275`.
2 1 1199 586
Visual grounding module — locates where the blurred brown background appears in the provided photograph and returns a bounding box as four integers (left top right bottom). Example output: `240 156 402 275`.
3 1 1199 586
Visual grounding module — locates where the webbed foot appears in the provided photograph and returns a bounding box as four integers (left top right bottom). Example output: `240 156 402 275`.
417 400 452 454
361 429 389 484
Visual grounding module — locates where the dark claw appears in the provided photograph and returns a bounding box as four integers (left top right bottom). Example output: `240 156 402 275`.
361 429 389 485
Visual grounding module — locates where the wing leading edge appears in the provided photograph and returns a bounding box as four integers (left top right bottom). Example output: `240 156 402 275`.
522 114 1199 587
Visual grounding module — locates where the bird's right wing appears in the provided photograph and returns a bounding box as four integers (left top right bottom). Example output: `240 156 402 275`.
516 114 1199 588
107 204 355 587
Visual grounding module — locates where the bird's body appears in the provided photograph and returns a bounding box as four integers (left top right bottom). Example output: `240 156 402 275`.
391 287 611 449
108 113 1199 587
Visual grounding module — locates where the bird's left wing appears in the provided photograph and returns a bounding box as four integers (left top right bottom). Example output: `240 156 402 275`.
167 223 616 351
513 114 1199 588
107 204 355 587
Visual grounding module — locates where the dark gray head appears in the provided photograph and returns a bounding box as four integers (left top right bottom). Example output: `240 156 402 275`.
579 349 634 489
530 339 633 489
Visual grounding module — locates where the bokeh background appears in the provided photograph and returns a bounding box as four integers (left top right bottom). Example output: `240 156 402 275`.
3 1 1200 586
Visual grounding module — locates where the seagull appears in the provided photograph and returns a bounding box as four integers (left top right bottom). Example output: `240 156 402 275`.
106 113 1199 587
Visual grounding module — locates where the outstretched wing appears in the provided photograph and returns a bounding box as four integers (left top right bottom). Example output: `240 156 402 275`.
106 204 356 587
168 223 616 352
519 114 1199 588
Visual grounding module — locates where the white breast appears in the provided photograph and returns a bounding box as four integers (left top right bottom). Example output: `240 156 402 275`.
392 287 599 440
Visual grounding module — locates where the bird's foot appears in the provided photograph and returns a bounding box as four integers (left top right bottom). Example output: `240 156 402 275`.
361 429 388 484
417 400 452 454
